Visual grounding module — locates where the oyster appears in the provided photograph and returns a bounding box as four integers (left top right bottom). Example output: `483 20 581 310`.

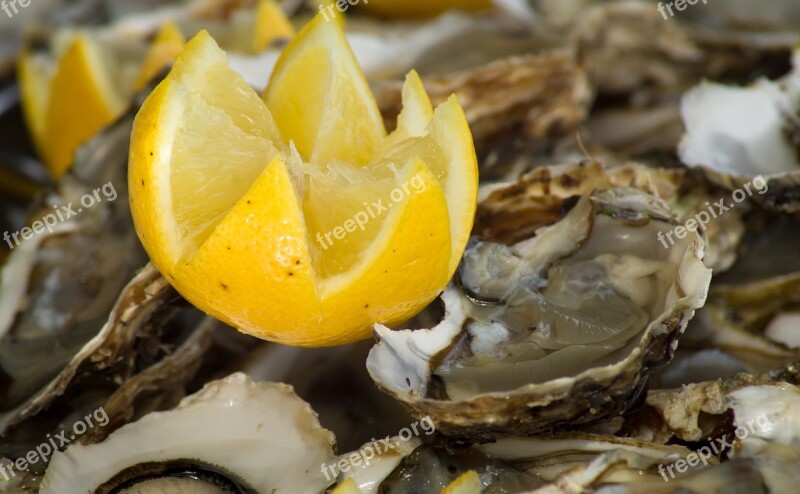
0 109 148 436
678 48 800 213
41 372 337 493
367 187 711 440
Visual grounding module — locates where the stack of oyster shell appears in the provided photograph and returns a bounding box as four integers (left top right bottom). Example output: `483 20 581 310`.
2 0 800 492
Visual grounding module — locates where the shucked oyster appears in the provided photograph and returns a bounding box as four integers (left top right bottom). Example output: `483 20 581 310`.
367 188 711 440
41 373 337 493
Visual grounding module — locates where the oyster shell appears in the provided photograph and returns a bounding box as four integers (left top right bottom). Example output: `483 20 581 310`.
41 372 337 493
678 48 800 213
0 95 218 490
367 187 711 440
333 431 692 493
375 51 592 158
475 161 744 273
0 109 148 436
572 2 704 95
657 213 800 387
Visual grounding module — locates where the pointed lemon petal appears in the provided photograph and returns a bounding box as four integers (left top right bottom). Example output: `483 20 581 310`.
263 14 386 166
384 70 434 150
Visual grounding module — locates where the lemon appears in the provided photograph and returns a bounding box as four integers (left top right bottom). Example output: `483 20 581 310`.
134 22 186 92
129 15 477 347
360 0 491 18
311 0 348 28
19 35 126 179
18 1 293 179
252 0 296 51
331 478 362 494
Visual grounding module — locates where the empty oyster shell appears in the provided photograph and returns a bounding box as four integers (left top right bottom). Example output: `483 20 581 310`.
41 372 337 493
367 188 711 440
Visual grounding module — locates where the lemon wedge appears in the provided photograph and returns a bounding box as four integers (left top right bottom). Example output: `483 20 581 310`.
19 35 126 179
18 2 293 179
129 15 477 347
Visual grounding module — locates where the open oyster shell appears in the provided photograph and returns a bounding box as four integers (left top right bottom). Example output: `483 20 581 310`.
678 48 800 213
41 372 337 493
367 187 711 440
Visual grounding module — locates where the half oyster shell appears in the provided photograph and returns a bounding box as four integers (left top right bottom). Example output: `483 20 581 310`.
367 188 711 440
678 48 800 213
41 372 337 493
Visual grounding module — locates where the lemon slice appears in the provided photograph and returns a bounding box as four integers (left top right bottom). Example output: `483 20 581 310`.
129 17 477 347
19 34 126 179
361 0 491 18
